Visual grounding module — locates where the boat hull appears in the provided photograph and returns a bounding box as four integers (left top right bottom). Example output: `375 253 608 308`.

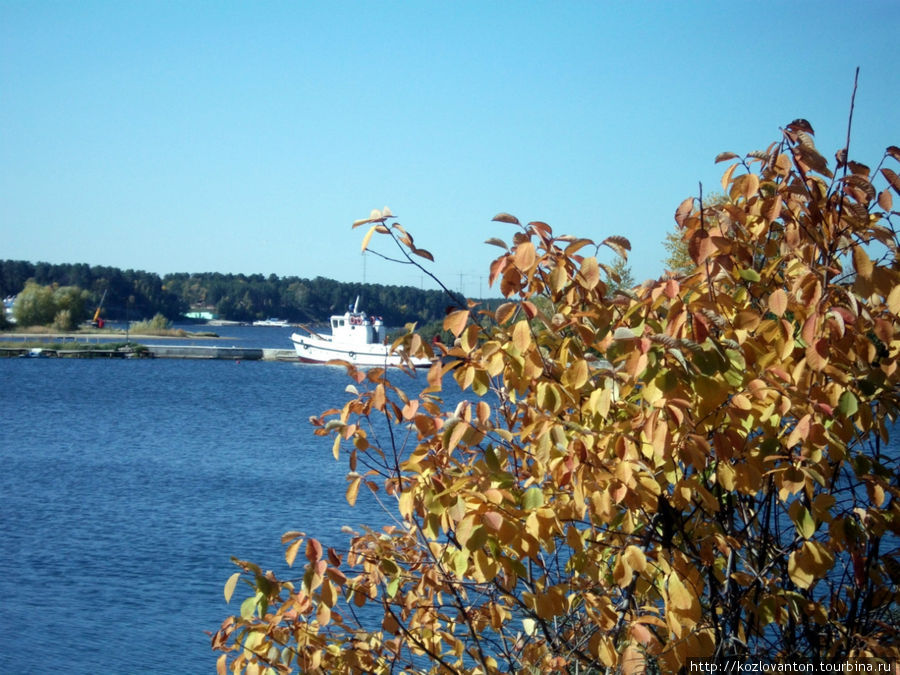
290 332 430 368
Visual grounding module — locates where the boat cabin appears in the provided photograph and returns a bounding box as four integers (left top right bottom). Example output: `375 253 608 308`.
331 309 385 345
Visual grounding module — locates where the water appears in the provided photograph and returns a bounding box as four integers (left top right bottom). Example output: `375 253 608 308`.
0 355 442 674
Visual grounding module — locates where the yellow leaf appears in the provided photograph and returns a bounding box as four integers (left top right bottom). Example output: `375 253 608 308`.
787 548 813 589
549 264 567 293
224 572 241 603
588 387 611 418
613 555 633 587
563 359 589 389
285 538 304 567
720 163 737 192
717 463 736 491
360 224 378 252
788 541 834 589
623 545 646 573
852 245 873 280
667 572 693 611
887 284 900 315
346 475 361 506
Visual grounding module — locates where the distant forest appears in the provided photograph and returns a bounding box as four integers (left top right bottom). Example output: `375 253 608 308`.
0 260 466 326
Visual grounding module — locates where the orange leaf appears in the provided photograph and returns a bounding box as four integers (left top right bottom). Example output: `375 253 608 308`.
514 241 536 271
443 309 470 337
306 538 323 563
675 197 694 227
512 319 531 352
285 538 303 567
579 256 600 290
768 288 788 317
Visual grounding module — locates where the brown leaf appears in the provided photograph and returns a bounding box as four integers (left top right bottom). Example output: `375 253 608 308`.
847 161 870 177
886 145 900 162
878 189 893 211
881 168 900 196
411 246 434 262
794 144 833 178
601 235 631 257
494 302 517 324
492 212 520 225
787 118 815 135
528 221 553 238
484 237 508 250
715 152 739 163
835 148 847 168
844 174 876 204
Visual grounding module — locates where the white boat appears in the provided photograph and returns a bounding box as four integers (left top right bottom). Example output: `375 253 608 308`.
252 318 290 327
290 298 431 368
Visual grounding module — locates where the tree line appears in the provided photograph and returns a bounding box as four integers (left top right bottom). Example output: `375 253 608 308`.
0 260 462 326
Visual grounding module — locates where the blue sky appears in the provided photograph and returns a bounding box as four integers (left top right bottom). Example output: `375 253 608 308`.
2 1 898 298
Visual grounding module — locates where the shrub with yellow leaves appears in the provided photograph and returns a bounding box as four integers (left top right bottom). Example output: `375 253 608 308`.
213 122 900 674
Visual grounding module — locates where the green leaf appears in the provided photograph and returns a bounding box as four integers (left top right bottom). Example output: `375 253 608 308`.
838 391 859 417
240 595 257 619
385 577 400 598
789 501 816 539
522 486 544 510
739 268 761 282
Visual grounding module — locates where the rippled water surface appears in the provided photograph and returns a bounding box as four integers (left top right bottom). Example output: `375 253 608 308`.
0 354 432 673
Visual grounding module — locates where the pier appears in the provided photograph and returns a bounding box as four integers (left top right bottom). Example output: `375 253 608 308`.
0 344 298 361
145 345 297 361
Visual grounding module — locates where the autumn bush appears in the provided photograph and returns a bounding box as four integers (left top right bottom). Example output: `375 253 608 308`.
213 121 900 673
